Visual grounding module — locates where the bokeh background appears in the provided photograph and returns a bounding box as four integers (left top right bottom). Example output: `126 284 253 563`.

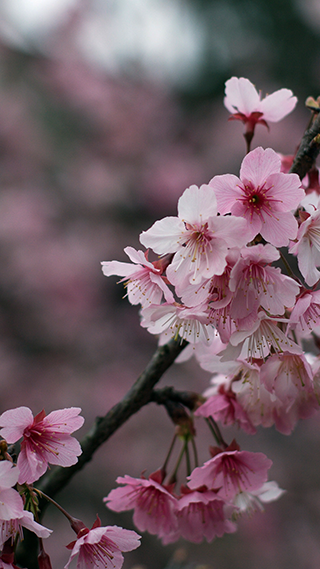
1 0 320 567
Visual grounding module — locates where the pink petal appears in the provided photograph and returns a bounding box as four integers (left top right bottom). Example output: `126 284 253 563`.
140 217 184 255
209 174 241 214
224 77 260 115
177 184 217 224
259 211 298 247
42 407 84 434
240 147 281 187
259 89 297 121
0 406 33 443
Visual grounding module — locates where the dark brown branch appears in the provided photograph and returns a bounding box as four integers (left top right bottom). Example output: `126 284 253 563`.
290 112 320 179
37 338 187 502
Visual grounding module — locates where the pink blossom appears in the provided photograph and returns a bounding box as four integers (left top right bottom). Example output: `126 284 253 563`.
187 447 272 500
140 302 216 345
221 311 302 363
0 462 24 522
289 290 320 337
0 510 52 547
175 487 237 543
140 184 247 288
229 244 299 318
0 407 84 484
224 77 297 132
289 196 320 286
101 247 174 307
104 472 179 539
233 481 285 516
65 517 141 569
210 147 305 247
195 386 256 435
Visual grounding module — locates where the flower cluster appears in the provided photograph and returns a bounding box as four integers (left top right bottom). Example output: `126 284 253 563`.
102 77 320 544
104 450 283 544
0 406 141 568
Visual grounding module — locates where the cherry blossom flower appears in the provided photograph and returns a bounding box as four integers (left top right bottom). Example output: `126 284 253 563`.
289 194 320 286
224 77 297 133
220 311 302 363
65 517 141 569
210 147 305 247
229 244 300 318
0 462 24 522
104 472 179 540
140 184 247 288
289 290 320 337
0 407 84 484
101 246 174 307
233 481 285 516
174 487 237 543
0 510 52 548
187 446 272 500
140 302 216 345
195 385 256 435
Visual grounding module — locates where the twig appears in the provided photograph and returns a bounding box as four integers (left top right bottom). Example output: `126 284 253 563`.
290 112 320 179
37 338 188 503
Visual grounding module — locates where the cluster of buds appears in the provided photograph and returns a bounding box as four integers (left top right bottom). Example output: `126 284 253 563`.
102 77 320 543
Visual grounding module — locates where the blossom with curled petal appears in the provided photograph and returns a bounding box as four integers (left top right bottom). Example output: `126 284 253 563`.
0 407 84 484
187 446 272 500
65 517 141 569
104 472 179 540
101 247 174 307
174 487 237 543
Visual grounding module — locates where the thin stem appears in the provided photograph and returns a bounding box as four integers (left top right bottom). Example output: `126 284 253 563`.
205 417 227 448
170 439 188 484
162 433 177 474
191 436 198 469
34 489 75 525
185 441 191 477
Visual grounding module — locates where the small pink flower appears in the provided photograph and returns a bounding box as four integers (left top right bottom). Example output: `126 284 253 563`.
0 407 84 484
195 386 256 435
289 290 320 336
104 472 179 539
140 302 215 345
210 147 305 247
187 446 272 500
224 77 297 133
175 487 237 543
229 244 299 318
101 247 174 307
140 184 247 288
65 517 141 569
0 510 52 548
0 462 24 521
289 196 320 286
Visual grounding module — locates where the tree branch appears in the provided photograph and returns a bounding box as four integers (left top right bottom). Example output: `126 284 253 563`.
290 112 320 179
37 338 188 503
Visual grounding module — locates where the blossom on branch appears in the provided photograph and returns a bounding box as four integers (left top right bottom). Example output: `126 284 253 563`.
104 472 179 540
0 407 84 484
210 147 305 247
187 446 272 500
140 184 247 290
65 517 141 569
101 246 174 307
224 77 297 134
